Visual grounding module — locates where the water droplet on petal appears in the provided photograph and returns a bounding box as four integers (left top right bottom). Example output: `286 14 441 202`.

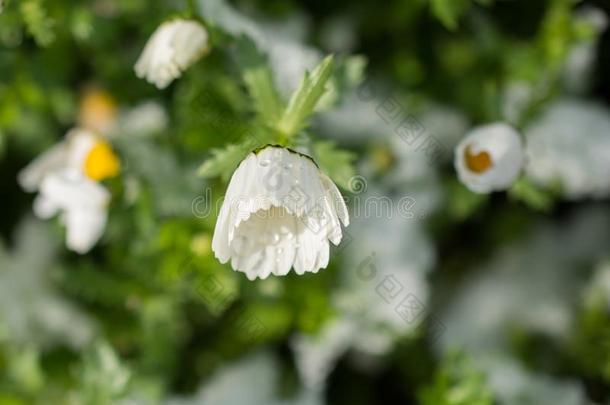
276 248 283 254
266 233 280 245
259 159 270 167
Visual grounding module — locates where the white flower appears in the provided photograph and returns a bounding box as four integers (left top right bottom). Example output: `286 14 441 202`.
134 19 209 89
454 123 525 193
212 146 349 280
18 128 119 253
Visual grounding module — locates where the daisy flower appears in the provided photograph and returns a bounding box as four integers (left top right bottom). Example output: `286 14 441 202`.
212 146 349 280
454 123 525 193
18 128 120 253
134 19 209 89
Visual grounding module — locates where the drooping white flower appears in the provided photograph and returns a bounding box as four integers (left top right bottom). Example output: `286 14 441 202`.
454 123 525 193
18 128 120 253
134 19 209 89
212 146 349 280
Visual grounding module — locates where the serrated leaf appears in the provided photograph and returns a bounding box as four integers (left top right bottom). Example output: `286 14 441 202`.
277 55 335 137
197 143 250 181
312 141 356 191
236 36 284 125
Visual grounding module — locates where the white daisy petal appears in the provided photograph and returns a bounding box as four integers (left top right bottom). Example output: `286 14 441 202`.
212 146 349 279
454 123 525 193
18 142 70 192
135 19 209 89
64 208 108 254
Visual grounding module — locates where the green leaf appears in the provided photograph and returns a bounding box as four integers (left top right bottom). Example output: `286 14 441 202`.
448 179 488 221
312 141 356 191
429 0 470 30
277 55 335 137
236 36 284 125
196 142 251 181
508 177 554 212
20 0 55 47
418 351 495 405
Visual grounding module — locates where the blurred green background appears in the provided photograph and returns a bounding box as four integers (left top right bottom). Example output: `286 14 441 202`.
1 0 610 404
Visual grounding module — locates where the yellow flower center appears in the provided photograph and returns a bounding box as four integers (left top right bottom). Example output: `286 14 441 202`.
83 141 120 181
464 145 493 174
78 87 117 134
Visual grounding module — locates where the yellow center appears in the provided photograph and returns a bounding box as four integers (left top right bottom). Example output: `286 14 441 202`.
78 87 117 133
83 141 121 181
464 145 493 174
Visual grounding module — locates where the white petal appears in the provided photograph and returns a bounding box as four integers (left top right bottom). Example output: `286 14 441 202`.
37 171 110 253
18 142 69 192
39 171 110 210
64 208 108 254
33 195 60 219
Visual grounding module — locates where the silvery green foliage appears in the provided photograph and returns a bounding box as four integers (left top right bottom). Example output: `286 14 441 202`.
168 351 324 405
115 101 169 137
562 7 608 94
73 342 132 404
435 206 610 404
0 217 95 348
482 356 585 405
199 0 321 96
292 208 435 391
525 100 610 199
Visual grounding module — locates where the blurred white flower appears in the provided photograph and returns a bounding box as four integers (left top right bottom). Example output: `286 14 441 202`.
135 19 209 89
455 123 525 193
18 128 119 253
212 146 349 280
525 100 610 199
